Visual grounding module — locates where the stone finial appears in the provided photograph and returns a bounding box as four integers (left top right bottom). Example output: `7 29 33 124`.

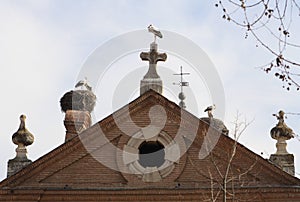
269 110 295 175
12 115 34 147
7 115 34 177
270 110 294 154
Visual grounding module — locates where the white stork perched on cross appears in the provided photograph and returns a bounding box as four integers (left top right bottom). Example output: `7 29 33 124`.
148 24 163 42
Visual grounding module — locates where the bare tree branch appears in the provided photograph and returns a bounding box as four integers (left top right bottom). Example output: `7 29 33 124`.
215 0 300 90
205 112 255 201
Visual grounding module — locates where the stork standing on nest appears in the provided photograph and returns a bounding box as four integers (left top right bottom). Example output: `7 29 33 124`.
75 77 92 91
148 24 163 43
204 104 216 118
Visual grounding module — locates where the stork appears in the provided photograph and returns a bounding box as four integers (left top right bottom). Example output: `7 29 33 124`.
75 77 92 91
204 104 216 118
148 24 163 42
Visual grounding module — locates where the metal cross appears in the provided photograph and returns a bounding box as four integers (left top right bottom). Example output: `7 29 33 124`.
173 66 190 108
173 66 190 93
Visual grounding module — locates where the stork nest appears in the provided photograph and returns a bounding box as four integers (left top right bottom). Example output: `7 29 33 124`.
60 90 96 113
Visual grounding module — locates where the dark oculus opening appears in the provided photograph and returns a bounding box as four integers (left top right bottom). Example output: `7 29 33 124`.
138 141 165 167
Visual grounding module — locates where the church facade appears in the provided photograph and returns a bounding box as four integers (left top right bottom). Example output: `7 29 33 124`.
1 28 300 202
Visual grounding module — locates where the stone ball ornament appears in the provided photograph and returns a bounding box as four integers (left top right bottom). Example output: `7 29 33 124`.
270 125 294 140
271 110 294 140
178 92 186 100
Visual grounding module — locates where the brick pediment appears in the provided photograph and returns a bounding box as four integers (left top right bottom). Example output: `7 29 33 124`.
1 90 300 191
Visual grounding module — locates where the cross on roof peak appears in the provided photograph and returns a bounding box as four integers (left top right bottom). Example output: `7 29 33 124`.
140 43 167 67
140 28 167 95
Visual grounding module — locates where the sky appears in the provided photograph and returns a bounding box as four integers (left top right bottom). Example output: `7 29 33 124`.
0 0 299 181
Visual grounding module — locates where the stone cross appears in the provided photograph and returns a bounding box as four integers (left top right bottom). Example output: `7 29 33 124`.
140 42 167 79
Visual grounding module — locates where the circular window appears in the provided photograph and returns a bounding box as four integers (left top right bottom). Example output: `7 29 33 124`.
138 141 165 167
122 130 179 182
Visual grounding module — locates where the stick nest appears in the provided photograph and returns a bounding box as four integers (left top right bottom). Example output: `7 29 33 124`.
60 90 96 113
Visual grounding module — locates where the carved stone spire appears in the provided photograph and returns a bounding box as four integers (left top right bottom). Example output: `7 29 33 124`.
140 27 167 95
269 110 295 175
7 115 34 177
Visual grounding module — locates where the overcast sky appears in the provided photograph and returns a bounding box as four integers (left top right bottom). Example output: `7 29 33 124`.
0 0 299 181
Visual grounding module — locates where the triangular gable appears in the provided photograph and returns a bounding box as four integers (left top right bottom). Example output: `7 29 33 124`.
1 90 299 190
